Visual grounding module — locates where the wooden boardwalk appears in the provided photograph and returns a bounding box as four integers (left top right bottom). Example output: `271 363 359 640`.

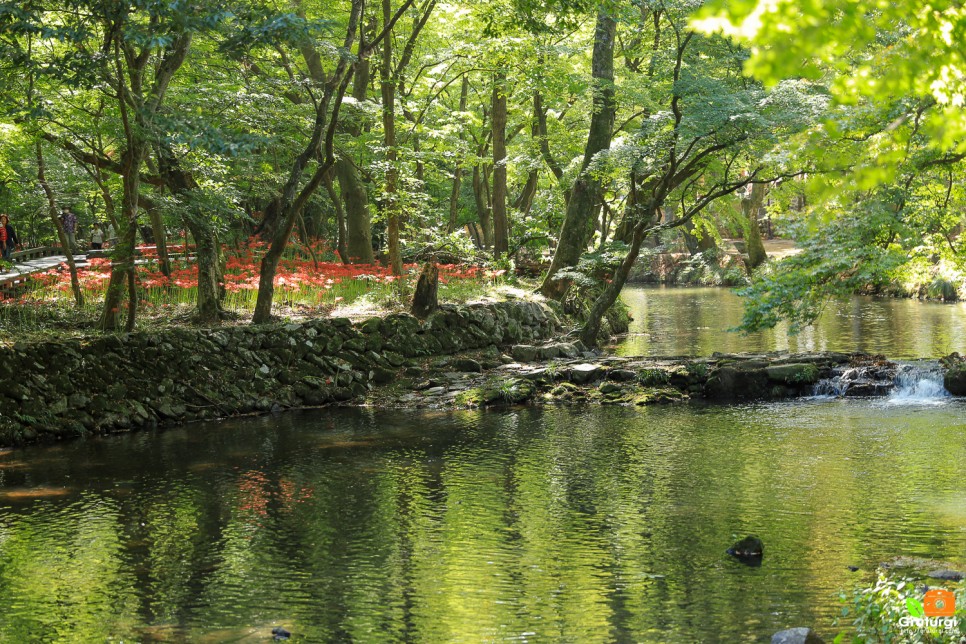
0 247 87 294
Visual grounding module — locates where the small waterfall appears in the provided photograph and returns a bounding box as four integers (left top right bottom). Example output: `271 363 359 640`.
888 362 950 403
812 365 895 398
811 361 949 400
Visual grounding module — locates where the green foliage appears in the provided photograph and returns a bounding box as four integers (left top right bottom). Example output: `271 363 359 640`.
638 368 670 387
836 574 966 643
554 241 630 290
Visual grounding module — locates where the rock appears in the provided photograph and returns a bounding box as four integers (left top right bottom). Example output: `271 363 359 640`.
371 368 395 384
569 363 602 384
705 366 769 400
927 569 965 581
272 626 291 640
599 382 621 394
765 363 820 385
943 365 966 395
608 369 637 382
727 535 764 566
451 358 483 373
771 628 824 644
511 345 539 362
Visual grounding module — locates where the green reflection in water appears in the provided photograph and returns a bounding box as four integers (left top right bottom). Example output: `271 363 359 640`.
616 285 966 358
0 402 964 642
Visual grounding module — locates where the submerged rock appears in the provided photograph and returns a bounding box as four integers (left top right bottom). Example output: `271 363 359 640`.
927 569 965 581
727 535 764 566
771 627 824 644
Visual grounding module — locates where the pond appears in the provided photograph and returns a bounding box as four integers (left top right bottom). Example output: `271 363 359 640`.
0 288 964 642
617 285 966 358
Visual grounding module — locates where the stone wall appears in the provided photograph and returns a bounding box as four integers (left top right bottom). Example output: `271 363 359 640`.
0 300 560 446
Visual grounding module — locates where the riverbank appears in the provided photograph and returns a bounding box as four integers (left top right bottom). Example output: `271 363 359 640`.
0 288 914 447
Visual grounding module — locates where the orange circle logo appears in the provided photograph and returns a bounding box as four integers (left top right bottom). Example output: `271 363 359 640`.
923 589 956 618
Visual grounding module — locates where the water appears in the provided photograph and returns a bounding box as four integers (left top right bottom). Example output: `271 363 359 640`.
1 404 965 642
617 285 966 358
1 288 966 642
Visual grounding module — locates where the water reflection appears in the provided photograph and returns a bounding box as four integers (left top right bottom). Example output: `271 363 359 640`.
0 405 964 642
616 285 966 358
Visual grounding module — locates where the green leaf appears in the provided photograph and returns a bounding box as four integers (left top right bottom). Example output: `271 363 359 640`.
906 597 924 619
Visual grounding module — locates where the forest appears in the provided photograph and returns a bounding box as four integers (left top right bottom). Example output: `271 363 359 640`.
2 2 966 642
0 0 963 340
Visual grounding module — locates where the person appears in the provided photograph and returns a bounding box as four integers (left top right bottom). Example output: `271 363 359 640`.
0 215 7 262
90 222 104 250
1 214 18 261
105 222 116 247
60 206 77 252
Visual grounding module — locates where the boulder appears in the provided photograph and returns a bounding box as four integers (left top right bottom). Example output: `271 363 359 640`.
569 363 602 384
451 358 483 373
943 365 966 395
705 366 770 400
511 345 540 362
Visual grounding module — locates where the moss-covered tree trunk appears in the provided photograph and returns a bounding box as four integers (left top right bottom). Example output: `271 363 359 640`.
472 163 493 248
540 8 616 299
492 71 509 258
381 0 403 277
742 182 767 269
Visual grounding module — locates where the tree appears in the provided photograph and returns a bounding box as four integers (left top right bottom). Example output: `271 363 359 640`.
540 5 616 299
696 0 966 329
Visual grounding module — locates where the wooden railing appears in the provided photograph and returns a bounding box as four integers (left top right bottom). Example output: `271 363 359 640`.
10 246 62 262
1 246 69 294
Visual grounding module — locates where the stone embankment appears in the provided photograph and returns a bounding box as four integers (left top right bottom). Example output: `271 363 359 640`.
0 296 912 447
0 300 560 446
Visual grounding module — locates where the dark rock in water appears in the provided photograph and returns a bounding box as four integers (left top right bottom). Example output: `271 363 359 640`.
272 626 291 640
727 535 764 565
943 364 966 395
847 565 860 572
771 627 824 644
928 569 965 581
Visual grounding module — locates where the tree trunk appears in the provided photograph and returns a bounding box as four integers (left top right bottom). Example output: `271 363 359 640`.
742 182 768 269
580 210 654 347
100 143 145 331
324 171 350 263
335 158 375 264
36 142 83 307
410 262 438 318
147 204 171 277
492 71 509 258
472 164 493 248
447 77 469 233
188 222 222 324
157 142 224 323
381 0 403 278
540 8 617 299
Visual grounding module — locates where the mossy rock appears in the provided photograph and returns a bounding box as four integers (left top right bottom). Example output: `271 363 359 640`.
454 388 483 407
765 363 820 385
633 387 688 405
